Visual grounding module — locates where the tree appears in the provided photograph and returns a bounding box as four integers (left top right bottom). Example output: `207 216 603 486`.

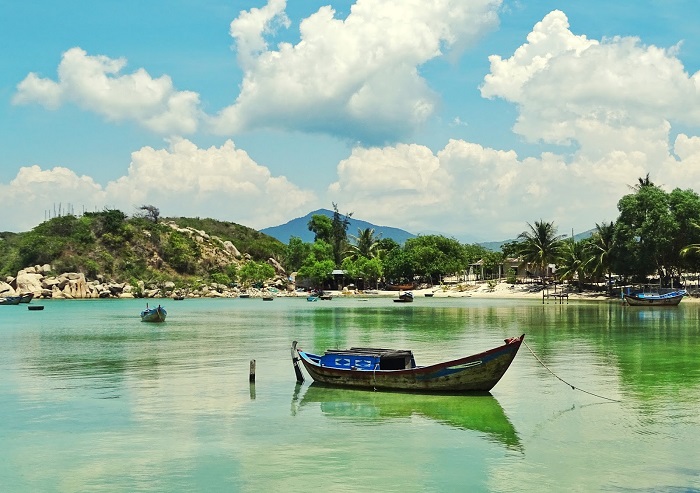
404 235 468 284
330 203 352 267
556 239 592 292
347 227 381 260
138 205 160 223
307 215 332 243
239 261 275 287
613 183 676 283
517 220 565 282
589 221 616 294
284 236 310 272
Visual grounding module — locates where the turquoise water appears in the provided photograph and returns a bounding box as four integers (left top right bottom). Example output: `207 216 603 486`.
1 297 699 492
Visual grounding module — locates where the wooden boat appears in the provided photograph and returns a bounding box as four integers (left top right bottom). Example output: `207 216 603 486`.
28 305 45 311
295 384 521 449
0 296 21 306
291 335 524 393
623 288 687 306
140 304 167 322
19 293 35 303
394 291 413 303
386 283 416 291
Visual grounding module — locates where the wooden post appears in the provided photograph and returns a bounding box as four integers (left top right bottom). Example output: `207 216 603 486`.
291 341 305 384
249 359 256 383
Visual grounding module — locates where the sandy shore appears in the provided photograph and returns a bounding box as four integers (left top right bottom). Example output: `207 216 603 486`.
323 282 614 302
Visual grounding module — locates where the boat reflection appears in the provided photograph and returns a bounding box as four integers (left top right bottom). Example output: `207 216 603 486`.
293 383 521 450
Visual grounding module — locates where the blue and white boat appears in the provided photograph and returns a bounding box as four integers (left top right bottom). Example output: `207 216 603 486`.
141 304 167 322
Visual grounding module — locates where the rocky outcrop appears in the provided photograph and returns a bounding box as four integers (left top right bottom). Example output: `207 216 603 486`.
2 265 295 300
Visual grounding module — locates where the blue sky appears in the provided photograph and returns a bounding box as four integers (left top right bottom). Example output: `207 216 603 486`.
2 0 700 242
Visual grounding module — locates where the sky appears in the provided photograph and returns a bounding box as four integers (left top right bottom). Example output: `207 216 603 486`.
2 0 700 243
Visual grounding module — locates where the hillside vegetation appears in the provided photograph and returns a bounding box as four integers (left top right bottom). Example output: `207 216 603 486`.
0 210 285 287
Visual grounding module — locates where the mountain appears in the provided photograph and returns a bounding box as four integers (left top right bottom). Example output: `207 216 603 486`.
261 209 416 244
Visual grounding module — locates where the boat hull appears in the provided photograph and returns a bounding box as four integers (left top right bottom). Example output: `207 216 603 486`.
141 306 167 322
295 336 523 393
624 292 685 306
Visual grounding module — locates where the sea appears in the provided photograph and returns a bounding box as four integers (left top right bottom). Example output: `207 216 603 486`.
1 296 699 492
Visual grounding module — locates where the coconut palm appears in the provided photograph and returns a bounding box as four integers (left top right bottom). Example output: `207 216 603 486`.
556 239 592 292
589 221 616 294
346 228 382 260
517 220 565 283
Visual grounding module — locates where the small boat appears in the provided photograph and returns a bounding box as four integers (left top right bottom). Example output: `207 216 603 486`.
386 283 416 291
19 293 35 303
0 296 21 306
239 293 250 298
262 296 274 301
291 335 524 393
307 295 319 302
140 304 167 322
623 288 687 306
319 294 333 300
28 305 44 311
394 291 413 303
424 292 434 297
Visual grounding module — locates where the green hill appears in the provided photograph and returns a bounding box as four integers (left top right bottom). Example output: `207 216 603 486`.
0 211 285 285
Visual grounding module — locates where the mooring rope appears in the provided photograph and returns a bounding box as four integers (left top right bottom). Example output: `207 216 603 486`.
523 341 621 403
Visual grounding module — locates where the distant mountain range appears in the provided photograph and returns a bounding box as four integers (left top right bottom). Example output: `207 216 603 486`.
261 209 595 251
261 209 416 244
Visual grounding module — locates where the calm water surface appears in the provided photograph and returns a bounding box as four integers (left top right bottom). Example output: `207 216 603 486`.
1 297 699 492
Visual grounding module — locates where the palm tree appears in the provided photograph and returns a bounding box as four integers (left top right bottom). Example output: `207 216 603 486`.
517 220 565 284
589 221 616 295
346 228 381 260
556 239 591 292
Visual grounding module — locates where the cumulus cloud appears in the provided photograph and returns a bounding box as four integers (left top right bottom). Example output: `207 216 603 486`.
481 10 700 152
211 0 502 143
13 47 202 134
326 133 697 242
1 139 315 232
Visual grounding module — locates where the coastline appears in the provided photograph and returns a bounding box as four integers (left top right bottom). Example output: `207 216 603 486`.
321 281 700 303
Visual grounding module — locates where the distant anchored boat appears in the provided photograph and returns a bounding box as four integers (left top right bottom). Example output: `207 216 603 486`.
141 304 167 322
393 291 414 303
291 335 524 393
623 287 687 306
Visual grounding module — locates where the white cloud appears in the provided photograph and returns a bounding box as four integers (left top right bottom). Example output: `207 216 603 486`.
481 10 700 152
13 47 202 135
1 139 315 232
211 0 502 143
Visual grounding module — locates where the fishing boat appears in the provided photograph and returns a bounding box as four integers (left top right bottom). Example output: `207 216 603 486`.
623 287 687 306
140 304 167 322
19 293 35 303
291 335 524 393
394 291 413 303
386 283 416 291
0 296 21 306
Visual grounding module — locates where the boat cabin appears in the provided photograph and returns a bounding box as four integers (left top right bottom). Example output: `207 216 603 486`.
320 348 416 371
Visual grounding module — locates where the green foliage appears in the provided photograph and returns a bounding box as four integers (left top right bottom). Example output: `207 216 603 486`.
239 261 275 286
307 214 333 243
168 216 285 261
209 272 232 286
161 231 200 274
404 235 469 284
297 259 335 288
517 220 565 279
284 236 311 272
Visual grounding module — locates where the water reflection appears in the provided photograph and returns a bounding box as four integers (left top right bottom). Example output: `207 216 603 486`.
292 383 521 450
